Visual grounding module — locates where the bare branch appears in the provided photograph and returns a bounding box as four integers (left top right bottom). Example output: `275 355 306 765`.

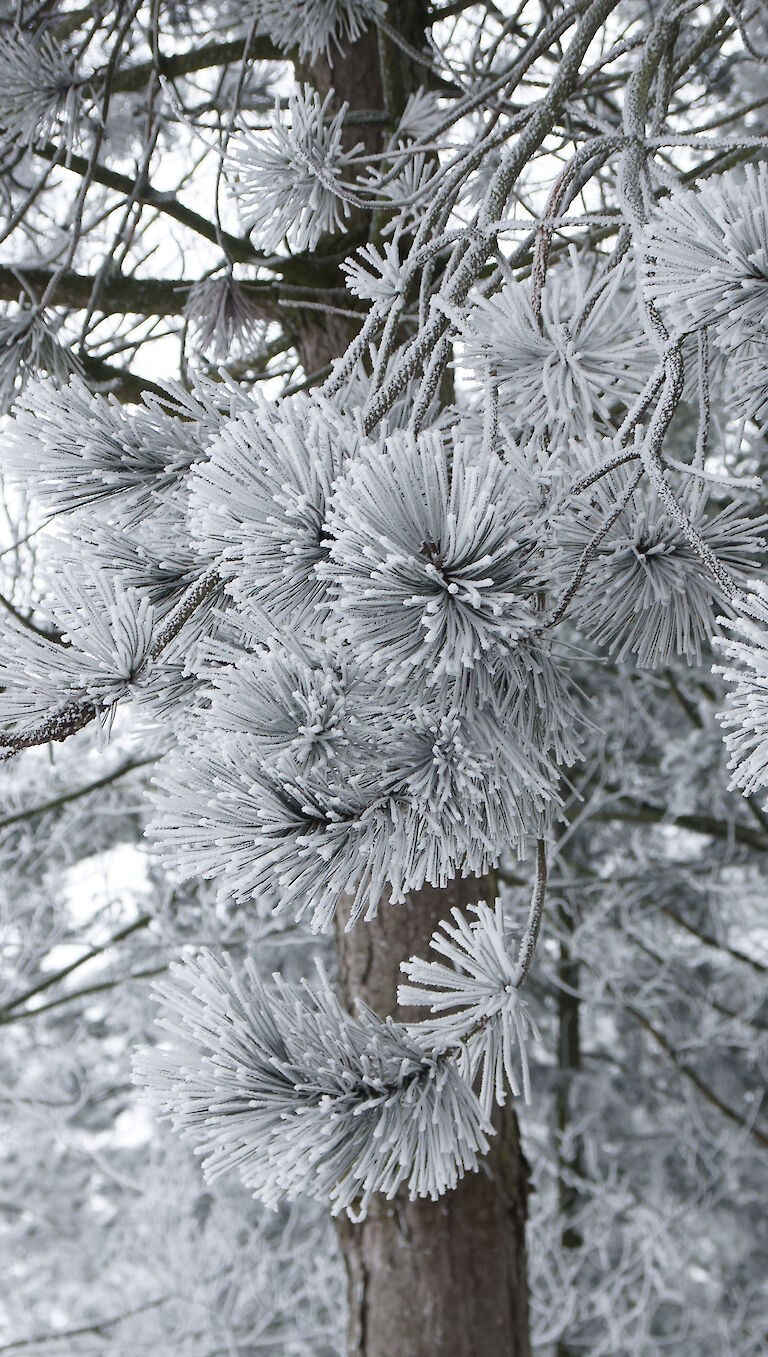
0 755 155 833
3 910 153 1013
109 35 288 96
0 261 362 320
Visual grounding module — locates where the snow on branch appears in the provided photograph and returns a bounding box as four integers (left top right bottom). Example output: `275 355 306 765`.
325 428 542 689
147 698 524 934
461 256 649 442
0 30 83 151
137 844 548 1216
555 466 767 668
0 308 75 414
4 376 227 518
183 275 268 362
716 582 768 801
0 569 221 755
227 87 364 253
0 577 153 739
135 949 489 1218
189 393 357 633
3 0 768 1266
643 164 768 351
250 0 384 62
137 847 548 1217
399 893 542 1114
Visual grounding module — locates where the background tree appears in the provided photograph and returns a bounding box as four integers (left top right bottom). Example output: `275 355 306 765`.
1 3 768 1356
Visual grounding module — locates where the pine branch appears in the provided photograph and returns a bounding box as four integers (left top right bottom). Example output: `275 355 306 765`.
663 668 704 729
0 696 99 756
662 670 768 838
0 1292 181 1351
0 569 221 757
515 838 547 985
147 569 220 660
660 906 768 976
627 927 766 1031
360 0 623 433
32 142 372 279
78 353 169 402
0 590 62 644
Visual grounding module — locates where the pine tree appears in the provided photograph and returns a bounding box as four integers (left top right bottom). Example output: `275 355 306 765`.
2 3 768 1354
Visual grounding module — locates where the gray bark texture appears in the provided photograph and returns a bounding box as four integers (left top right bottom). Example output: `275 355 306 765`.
302 12 533 1353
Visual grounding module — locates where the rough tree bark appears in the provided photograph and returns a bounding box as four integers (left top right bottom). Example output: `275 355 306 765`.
297 9 533 1354
555 897 583 1357
336 880 531 1357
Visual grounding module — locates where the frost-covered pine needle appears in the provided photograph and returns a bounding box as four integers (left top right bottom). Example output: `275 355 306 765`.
134 950 489 1217
326 429 541 690
643 164 768 350
715 581 768 800
0 30 83 151
227 87 363 252
250 0 384 62
400 899 540 1113
184 275 267 361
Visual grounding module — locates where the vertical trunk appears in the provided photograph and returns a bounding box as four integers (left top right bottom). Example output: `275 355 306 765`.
298 11 532 1354
555 898 583 1357
556 900 582 1243
335 879 531 1357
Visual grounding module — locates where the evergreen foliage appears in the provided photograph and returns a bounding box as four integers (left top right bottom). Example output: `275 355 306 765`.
1 1 768 1352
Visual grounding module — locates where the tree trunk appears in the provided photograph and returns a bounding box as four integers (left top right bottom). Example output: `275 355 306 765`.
336 879 531 1357
299 11 532 1353
556 898 582 1248
555 897 583 1357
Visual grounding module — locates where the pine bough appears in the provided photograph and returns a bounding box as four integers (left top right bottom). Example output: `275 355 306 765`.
1 3 768 1222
